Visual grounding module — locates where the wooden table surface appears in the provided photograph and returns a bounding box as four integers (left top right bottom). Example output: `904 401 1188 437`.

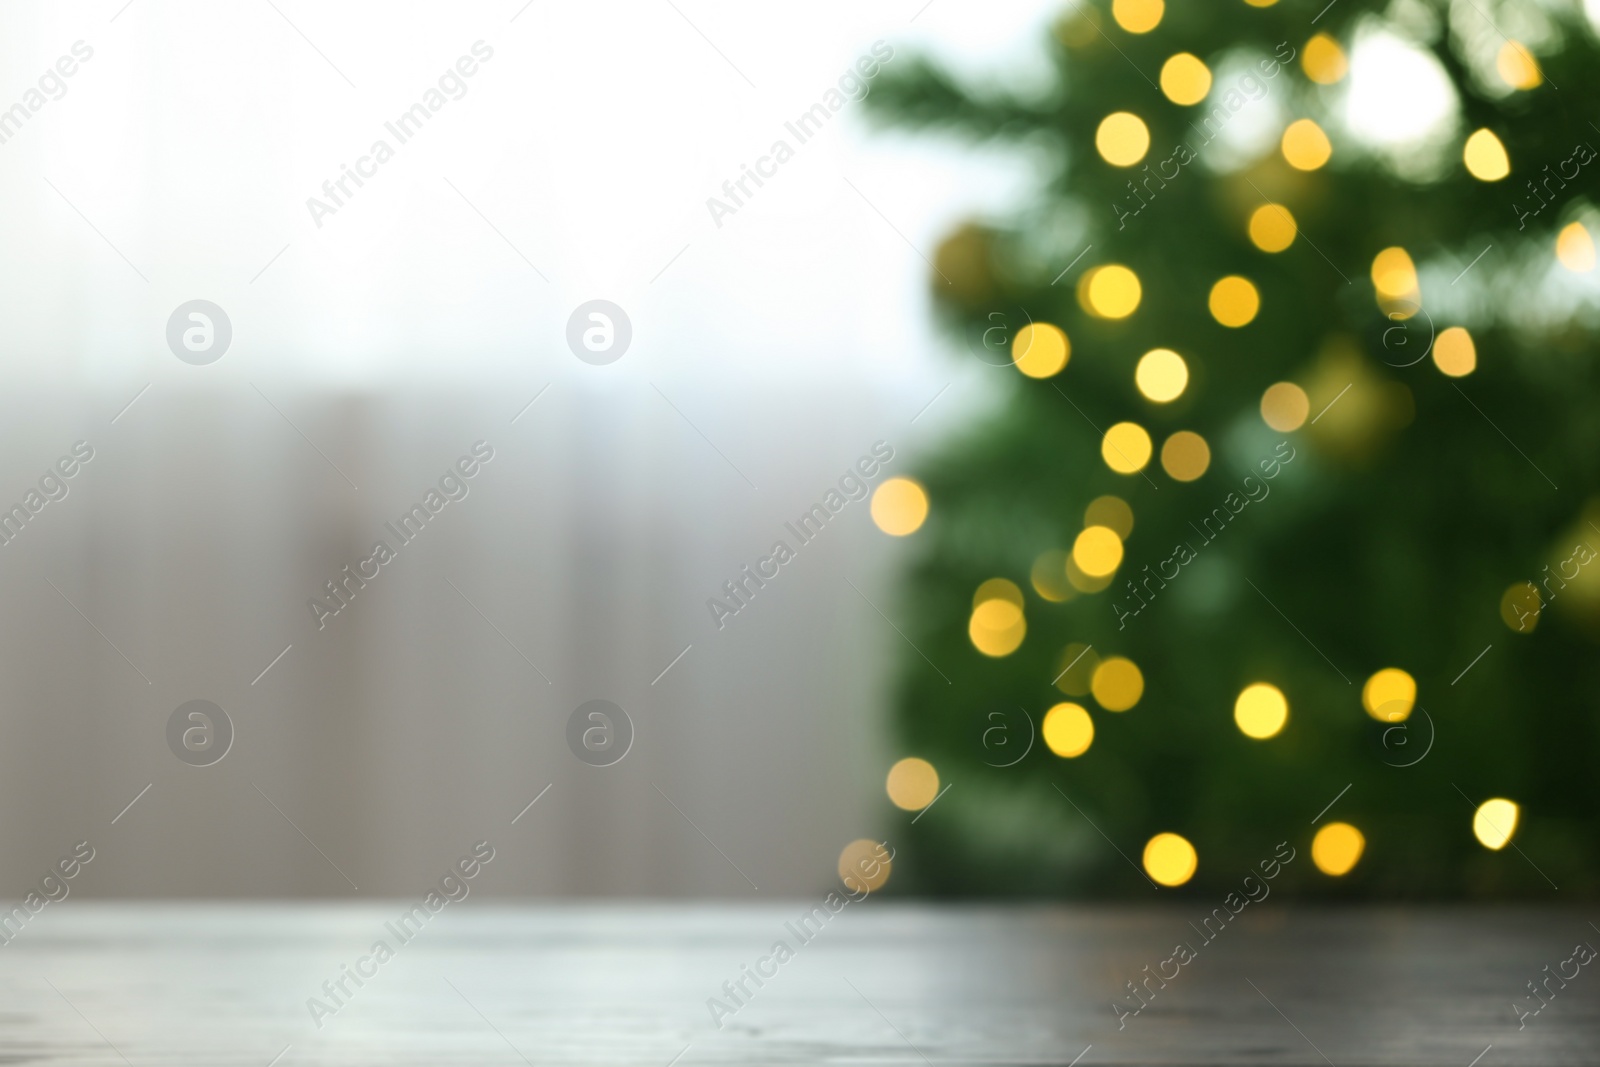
0 904 1595 1065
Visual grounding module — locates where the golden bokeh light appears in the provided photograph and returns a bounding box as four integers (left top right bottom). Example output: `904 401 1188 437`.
1085 495 1135 539
1065 554 1114 593
969 614 1026 656
1143 832 1197 887
1260 381 1310 431
1160 52 1212 105
1362 667 1416 723
1464 128 1510 181
1496 41 1542 90
973 577 1024 609
1209 276 1261 327
1096 112 1151 167
838 838 892 893
1370 246 1418 300
1433 327 1476 377
870 477 928 536
1073 525 1124 578
1234 682 1289 739
1082 264 1143 318
1112 0 1164 33
1031 550 1075 603
1160 431 1211 482
1282 119 1332 171
1013 322 1071 378
1136 348 1189 402
1557 221 1596 272
1473 798 1519 850
1500 582 1541 632
1043 702 1095 758
970 597 1026 657
1091 656 1144 711
1055 642 1101 695
885 757 940 811
1101 421 1153 474
971 597 1022 631
1248 204 1297 252
1302 33 1348 84
1312 822 1365 875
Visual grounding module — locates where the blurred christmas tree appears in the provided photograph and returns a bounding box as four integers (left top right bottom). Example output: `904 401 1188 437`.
866 0 1600 896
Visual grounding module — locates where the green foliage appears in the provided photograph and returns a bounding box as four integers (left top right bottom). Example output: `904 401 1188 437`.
868 0 1600 897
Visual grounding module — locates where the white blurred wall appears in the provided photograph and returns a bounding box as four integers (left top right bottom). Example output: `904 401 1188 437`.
0 384 951 897
0 0 1047 895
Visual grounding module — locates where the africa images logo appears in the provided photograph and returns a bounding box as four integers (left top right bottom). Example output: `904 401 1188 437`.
705 441 895 629
166 300 232 365
166 701 234 767
704 41 893 228
307 441 495 630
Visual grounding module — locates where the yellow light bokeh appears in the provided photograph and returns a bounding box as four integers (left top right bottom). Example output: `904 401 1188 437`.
1362 667 1416 723
1248 204 1297 252
1242 0 1277 7
973 577 1024 609
1111 0 1164 33
1097 112 1151 167
1143 832 1197 887
1282 119 1332 171
1433 327 1476 377
1082 264 1143 319
1073 525 1124 578
1065 553 1114 593
970 599 1026 657
1043 702 1095 758
838 838 892 893
1013 322 1071 378
885 757 940 811
1496 41 1542 90
1055 642 1100 695
1371 246 1418 299
971 597 1022 630
1136 348 1189 402
1160 52 1212 105
1091 656 1144 711
1302 33 1348 84
1101 421 1153 474
1031 550 1076 603
1500 582 1541 632
1209 276 1260 327
1312 822 1365 875
1160 430 1211 482
1234 682 1289 739
871 477 928 536
1261 381 1310 431
1464 128 1510 181
1557 222 1596 272
1472 798 1519 850
1085 495 1135 539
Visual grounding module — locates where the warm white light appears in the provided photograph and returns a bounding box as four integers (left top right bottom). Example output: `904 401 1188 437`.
1342 30 1457 149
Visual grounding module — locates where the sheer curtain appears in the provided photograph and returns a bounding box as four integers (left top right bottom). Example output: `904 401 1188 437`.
0 379 967 895
0 0 1037 895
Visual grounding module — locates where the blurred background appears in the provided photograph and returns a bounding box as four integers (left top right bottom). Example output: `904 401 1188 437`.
871 0 1600 898
2 0 1598 902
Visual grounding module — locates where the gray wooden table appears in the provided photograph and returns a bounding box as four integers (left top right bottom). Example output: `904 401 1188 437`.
1 904 1594 1065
